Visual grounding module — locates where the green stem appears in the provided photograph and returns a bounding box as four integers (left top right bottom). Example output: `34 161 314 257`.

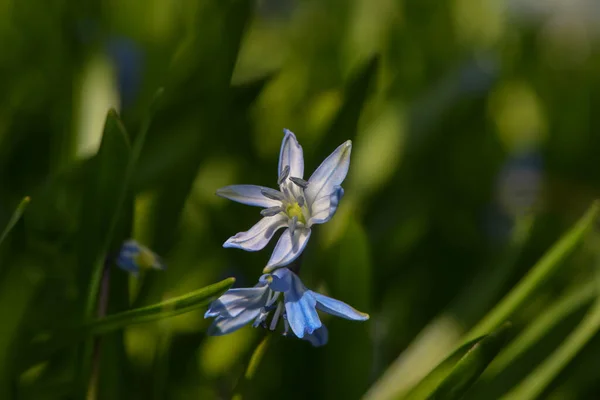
232 334 272 400
0 196 30 245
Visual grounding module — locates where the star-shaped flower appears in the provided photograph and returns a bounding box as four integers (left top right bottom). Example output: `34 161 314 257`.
217 129 352 272
204 268 368 347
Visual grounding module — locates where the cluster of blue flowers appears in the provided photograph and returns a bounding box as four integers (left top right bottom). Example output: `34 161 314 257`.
116 129 368 346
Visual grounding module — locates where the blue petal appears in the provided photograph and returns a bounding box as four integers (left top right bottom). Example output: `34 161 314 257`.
311 291 370 321
303 325 329 347
308 185 344 226
263 227 311 272
280 269 322 338
204 285 270 319
216 185 281 208
269 267 293 292
279 129 304 180
207 309 262 336
224 215 287 251
305 140 351 207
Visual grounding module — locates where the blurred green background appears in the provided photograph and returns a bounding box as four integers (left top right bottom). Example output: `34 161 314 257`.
2 0 600 399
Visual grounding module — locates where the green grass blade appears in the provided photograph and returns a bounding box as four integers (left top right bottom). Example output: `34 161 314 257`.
403 337 486 400
426 322 513 400
485 280 596 378
466 201 600 341
501 301 600 400
0 196 30 245
20 277 234 371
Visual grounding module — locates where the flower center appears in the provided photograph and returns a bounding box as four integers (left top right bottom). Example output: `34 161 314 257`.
286 202 306 225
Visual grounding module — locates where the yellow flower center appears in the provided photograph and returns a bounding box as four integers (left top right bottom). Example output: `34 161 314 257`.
286 202 306 225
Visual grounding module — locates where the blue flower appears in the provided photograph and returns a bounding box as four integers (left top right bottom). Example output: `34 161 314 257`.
204 268 368 346
216 129 352 272
115 240 165 276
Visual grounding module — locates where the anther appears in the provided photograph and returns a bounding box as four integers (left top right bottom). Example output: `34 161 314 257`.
297 196 305 207
289 177 309 189
278 165 290 185
288 216 298 235
261 206 284 217
261 188 285 201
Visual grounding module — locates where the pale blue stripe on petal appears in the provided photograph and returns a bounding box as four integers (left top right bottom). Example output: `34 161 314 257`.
311 291 370 321
216 185 281 208
204 285 270 319
263 227 311 272
308 186 344 226
279 129 304 180
283 270 322 338
224 215 287 251
305 140 351 207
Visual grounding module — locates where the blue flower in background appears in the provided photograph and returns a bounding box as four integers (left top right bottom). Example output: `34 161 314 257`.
116 239 165 276
204 268 368 347
217 129 352 272
106 37 145 107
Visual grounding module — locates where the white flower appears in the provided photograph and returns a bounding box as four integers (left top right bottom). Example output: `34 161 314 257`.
216 129 352 272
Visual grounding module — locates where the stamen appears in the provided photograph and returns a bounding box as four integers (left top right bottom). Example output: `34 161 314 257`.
278 165 290 185
261 206 284 217
297 196 305 207
288 216 298 235
261 188 285 201
283 314 290 336
289 177 309 189
270 302 284 331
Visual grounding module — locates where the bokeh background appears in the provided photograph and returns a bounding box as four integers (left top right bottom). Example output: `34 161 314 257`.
2 0 600 399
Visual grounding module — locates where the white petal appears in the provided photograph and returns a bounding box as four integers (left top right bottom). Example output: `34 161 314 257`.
204 285 270 319
216 185 281 208
207 309 261 336
224 215 287 251
305 140 352 206
311 291 369 321
279 129 304 180
308 186 344 226
263 228 311 272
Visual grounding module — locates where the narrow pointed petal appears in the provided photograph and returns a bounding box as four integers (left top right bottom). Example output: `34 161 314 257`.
303 325 329 347
279 129 304 180
279 269 322 338
305 140 352 206
263 227 311 272
216 185 281 208
224 215 287 251
311 291 370 321
308 186 344 226
204 285 270 319
207 309 262 336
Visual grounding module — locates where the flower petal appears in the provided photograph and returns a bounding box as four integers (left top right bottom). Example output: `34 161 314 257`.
263 227 311 272
216 185 281 208
279 129 304 180
279 269 322 338
224 215 287 251
204 285 270 319
207 309 262 336
308 185 344 226
303 325 329 347
311 291 370 321
305 140 352 207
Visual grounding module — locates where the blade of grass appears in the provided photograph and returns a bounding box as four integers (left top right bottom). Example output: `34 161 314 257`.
465 201 600 341
0 196 30 245
426 323 513 400
20 277 234 372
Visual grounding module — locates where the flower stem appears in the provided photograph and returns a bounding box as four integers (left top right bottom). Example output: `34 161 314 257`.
232 334 272 400
86 260 111 400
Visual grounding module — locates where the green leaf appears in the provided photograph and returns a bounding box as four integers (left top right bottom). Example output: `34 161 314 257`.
425 322 513 400
0 196 30 246
466 201 600 341
20 277 235 372
403 336 486 400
